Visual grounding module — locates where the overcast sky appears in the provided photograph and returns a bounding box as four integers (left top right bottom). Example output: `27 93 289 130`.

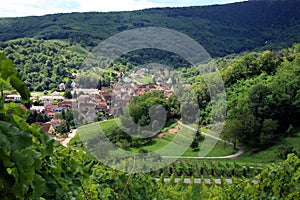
0 0 246 18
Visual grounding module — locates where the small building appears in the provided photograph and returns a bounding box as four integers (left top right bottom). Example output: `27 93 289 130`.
58 99 75 110
36 122 56 135
41 92 64 105
69 73 77 79
59 83 65 91
77 95 91 103
55 107 64 113
46 112 56 119
30 106 45 113
45 104 58 112
5 94 21 102
19 104 28 111
51 118 62 128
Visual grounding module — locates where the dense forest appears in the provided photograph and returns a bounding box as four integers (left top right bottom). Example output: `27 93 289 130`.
0 0 300 57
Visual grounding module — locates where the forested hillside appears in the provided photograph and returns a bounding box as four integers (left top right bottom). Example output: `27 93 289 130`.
0 38 86 91
1 0 300 56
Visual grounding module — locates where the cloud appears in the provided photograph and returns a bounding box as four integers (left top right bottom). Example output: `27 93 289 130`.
0 0 246 18
75 0 167 12
0 0 80 17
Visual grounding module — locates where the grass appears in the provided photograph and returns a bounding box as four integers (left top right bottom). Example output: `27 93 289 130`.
68 44 88 55
235 129 300 164
129 139 170 153
77 119 119 140
178 129 300 167
129 126 237 157
136 76 153 84
162 134 175 141
76 118 237 157
179 140 236 157
73 118 300 167
200 127 221 137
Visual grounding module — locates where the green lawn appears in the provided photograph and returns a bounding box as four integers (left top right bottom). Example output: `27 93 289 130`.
129 132 236 157
136 76 153 84
235 130 300 164
181 129 300 167
76 119 237 157
200 127 221 137
74 118 300 166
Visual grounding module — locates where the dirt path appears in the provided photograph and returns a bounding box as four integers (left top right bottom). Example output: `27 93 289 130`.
61 129 77 147
163 121 244 159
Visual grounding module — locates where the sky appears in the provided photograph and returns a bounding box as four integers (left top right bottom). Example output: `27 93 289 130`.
0 0 246 18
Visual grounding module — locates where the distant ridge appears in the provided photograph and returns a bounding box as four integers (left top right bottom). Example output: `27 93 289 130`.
0 0 300 57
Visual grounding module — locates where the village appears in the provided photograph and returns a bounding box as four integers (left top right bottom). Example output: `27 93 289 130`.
3 68 174 140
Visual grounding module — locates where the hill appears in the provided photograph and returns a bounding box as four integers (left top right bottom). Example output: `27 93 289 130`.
0 0 300 57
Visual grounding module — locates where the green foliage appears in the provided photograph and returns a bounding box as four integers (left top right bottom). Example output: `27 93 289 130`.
128 90 168 126
0 39 85 91
276 145 298 160
0 58 83 198
1 0 300 57
0 52 30 101
222 44 300 149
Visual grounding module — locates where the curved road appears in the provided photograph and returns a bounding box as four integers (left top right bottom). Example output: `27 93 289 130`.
162 122 244 159
61 129 77 147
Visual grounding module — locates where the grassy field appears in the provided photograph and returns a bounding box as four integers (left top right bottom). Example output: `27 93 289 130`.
136 76 153 84
129 123 237 157
74 119 299 167
235 129 300 164
179 129 300 167
75 119 237 157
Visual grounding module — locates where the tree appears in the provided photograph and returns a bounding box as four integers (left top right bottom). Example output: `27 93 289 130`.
190 138 199 151
97 79 102 90
221 119 243 149
168 94 180 118
56 120 69 135
259 119 279 148
63 89 72 99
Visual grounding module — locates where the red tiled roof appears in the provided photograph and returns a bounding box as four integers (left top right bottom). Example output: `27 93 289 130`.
19 104 28 111
45 104 58 111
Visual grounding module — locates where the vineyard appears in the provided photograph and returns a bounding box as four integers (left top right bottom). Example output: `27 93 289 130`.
150 160 262 178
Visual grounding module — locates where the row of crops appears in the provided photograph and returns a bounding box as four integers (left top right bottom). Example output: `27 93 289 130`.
150 160 262 178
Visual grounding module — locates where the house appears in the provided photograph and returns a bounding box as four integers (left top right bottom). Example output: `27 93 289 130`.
59 83 65 91
41 92 64 105
77 95 91 103
41 96 54 105
134 89 145 96
5 94 21 102
46 112 56 119
30 93 40 102
95 101 108 112
164 90 173 99
45 104 58 112
19 104 28 111
69 73 77 79
55 107 64 113
36 122 56 135
78 103 96 112
85 111 96 123
71 81 76 88
50 118 62 128
58 99 75 110
30 106 45 113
